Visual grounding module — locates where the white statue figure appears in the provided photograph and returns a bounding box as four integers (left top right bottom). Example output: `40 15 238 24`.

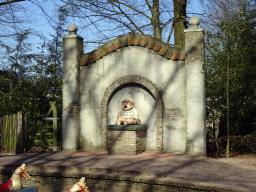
116 98 141 125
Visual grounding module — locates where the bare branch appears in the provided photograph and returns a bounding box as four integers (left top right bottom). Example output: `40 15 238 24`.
162 17 174 28
69 2 109 40
110 1 144 34
167 24 174 43
57 0 192 46
114 0 151 20
136 23 151 31
27 0 54 29
103 15 135 32
9 3 18 35
144 0 151 9
0 0 25 6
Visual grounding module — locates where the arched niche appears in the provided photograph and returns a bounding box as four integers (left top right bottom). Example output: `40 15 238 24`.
101 76 163 152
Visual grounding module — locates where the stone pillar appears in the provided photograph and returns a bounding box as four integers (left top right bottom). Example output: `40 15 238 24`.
62 24 83 151
184 16 206 156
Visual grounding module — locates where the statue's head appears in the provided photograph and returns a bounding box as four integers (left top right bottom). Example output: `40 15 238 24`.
121 98 134 111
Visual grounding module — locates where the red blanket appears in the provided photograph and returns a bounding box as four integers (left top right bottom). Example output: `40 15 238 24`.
0 179 12 191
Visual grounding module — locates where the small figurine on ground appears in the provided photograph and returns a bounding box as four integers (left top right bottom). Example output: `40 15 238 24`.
67 177 89 192
116 98 141 125
0 163 39 191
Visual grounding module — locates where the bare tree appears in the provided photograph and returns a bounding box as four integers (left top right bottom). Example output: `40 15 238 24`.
0 0 56 71
0 0 27 61
59 0 188 49
199 0 247 31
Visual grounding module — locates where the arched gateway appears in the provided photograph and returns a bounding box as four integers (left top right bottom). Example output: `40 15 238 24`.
62 16 206 155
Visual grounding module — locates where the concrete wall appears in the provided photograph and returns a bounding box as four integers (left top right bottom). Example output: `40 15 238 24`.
80 46 187 153
62 16 206 155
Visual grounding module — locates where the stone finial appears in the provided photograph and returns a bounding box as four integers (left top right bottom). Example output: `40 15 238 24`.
189 16 200 29
184 16 203 32
68 24 78 34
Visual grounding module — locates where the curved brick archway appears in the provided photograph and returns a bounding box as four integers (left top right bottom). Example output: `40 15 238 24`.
101 76 163 152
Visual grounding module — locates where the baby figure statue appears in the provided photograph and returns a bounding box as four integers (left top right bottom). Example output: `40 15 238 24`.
117 98 141 125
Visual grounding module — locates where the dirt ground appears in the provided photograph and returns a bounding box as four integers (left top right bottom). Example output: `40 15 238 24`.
209 151 256 158
208 152 256 171
1 149 255 171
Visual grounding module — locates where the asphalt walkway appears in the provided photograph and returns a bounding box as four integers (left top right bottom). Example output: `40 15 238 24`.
0 151 255 191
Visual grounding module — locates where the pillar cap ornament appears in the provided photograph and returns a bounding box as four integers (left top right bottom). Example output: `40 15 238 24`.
63 23 83 40
68 24 78 34
184 16 203 32
189 16 200 28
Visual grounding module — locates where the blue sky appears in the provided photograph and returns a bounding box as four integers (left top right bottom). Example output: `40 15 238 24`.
26 0 203 48
0 0 204 70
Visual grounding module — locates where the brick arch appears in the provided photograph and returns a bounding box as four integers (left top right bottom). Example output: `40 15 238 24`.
101 76 163 152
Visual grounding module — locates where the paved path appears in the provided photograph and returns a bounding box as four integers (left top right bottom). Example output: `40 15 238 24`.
0 151 255 191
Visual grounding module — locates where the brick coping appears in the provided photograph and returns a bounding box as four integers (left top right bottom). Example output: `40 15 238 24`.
0 165 248 192
80 33 185 65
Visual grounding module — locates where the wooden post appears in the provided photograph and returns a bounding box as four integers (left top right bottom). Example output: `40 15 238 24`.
0 117 2 149
51 101 58 151
17 111 23 154
45 101 58 151
24 113 28 152
13 114 17 154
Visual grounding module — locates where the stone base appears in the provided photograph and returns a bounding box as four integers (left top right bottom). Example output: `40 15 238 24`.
107 125 147 155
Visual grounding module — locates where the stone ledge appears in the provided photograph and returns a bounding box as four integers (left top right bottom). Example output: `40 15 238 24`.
0 165 248 192
107 124 147 131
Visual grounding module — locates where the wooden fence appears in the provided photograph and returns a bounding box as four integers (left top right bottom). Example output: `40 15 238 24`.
0 101 58 154
24 101 58 152
0 111 23 154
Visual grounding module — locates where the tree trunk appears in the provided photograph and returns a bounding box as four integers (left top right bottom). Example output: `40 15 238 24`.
215 108 220 155
212 98 220 155
173 0 187 48
226 37 230 158
226 53 230 158
150 0 162 40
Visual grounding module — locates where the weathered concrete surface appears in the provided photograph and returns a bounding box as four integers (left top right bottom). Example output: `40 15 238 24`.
62 16 206 155
80 46 187 153
62 24 83 151
184 16 206 156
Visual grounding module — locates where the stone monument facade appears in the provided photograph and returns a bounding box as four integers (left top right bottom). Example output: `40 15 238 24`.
62 16 206 155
